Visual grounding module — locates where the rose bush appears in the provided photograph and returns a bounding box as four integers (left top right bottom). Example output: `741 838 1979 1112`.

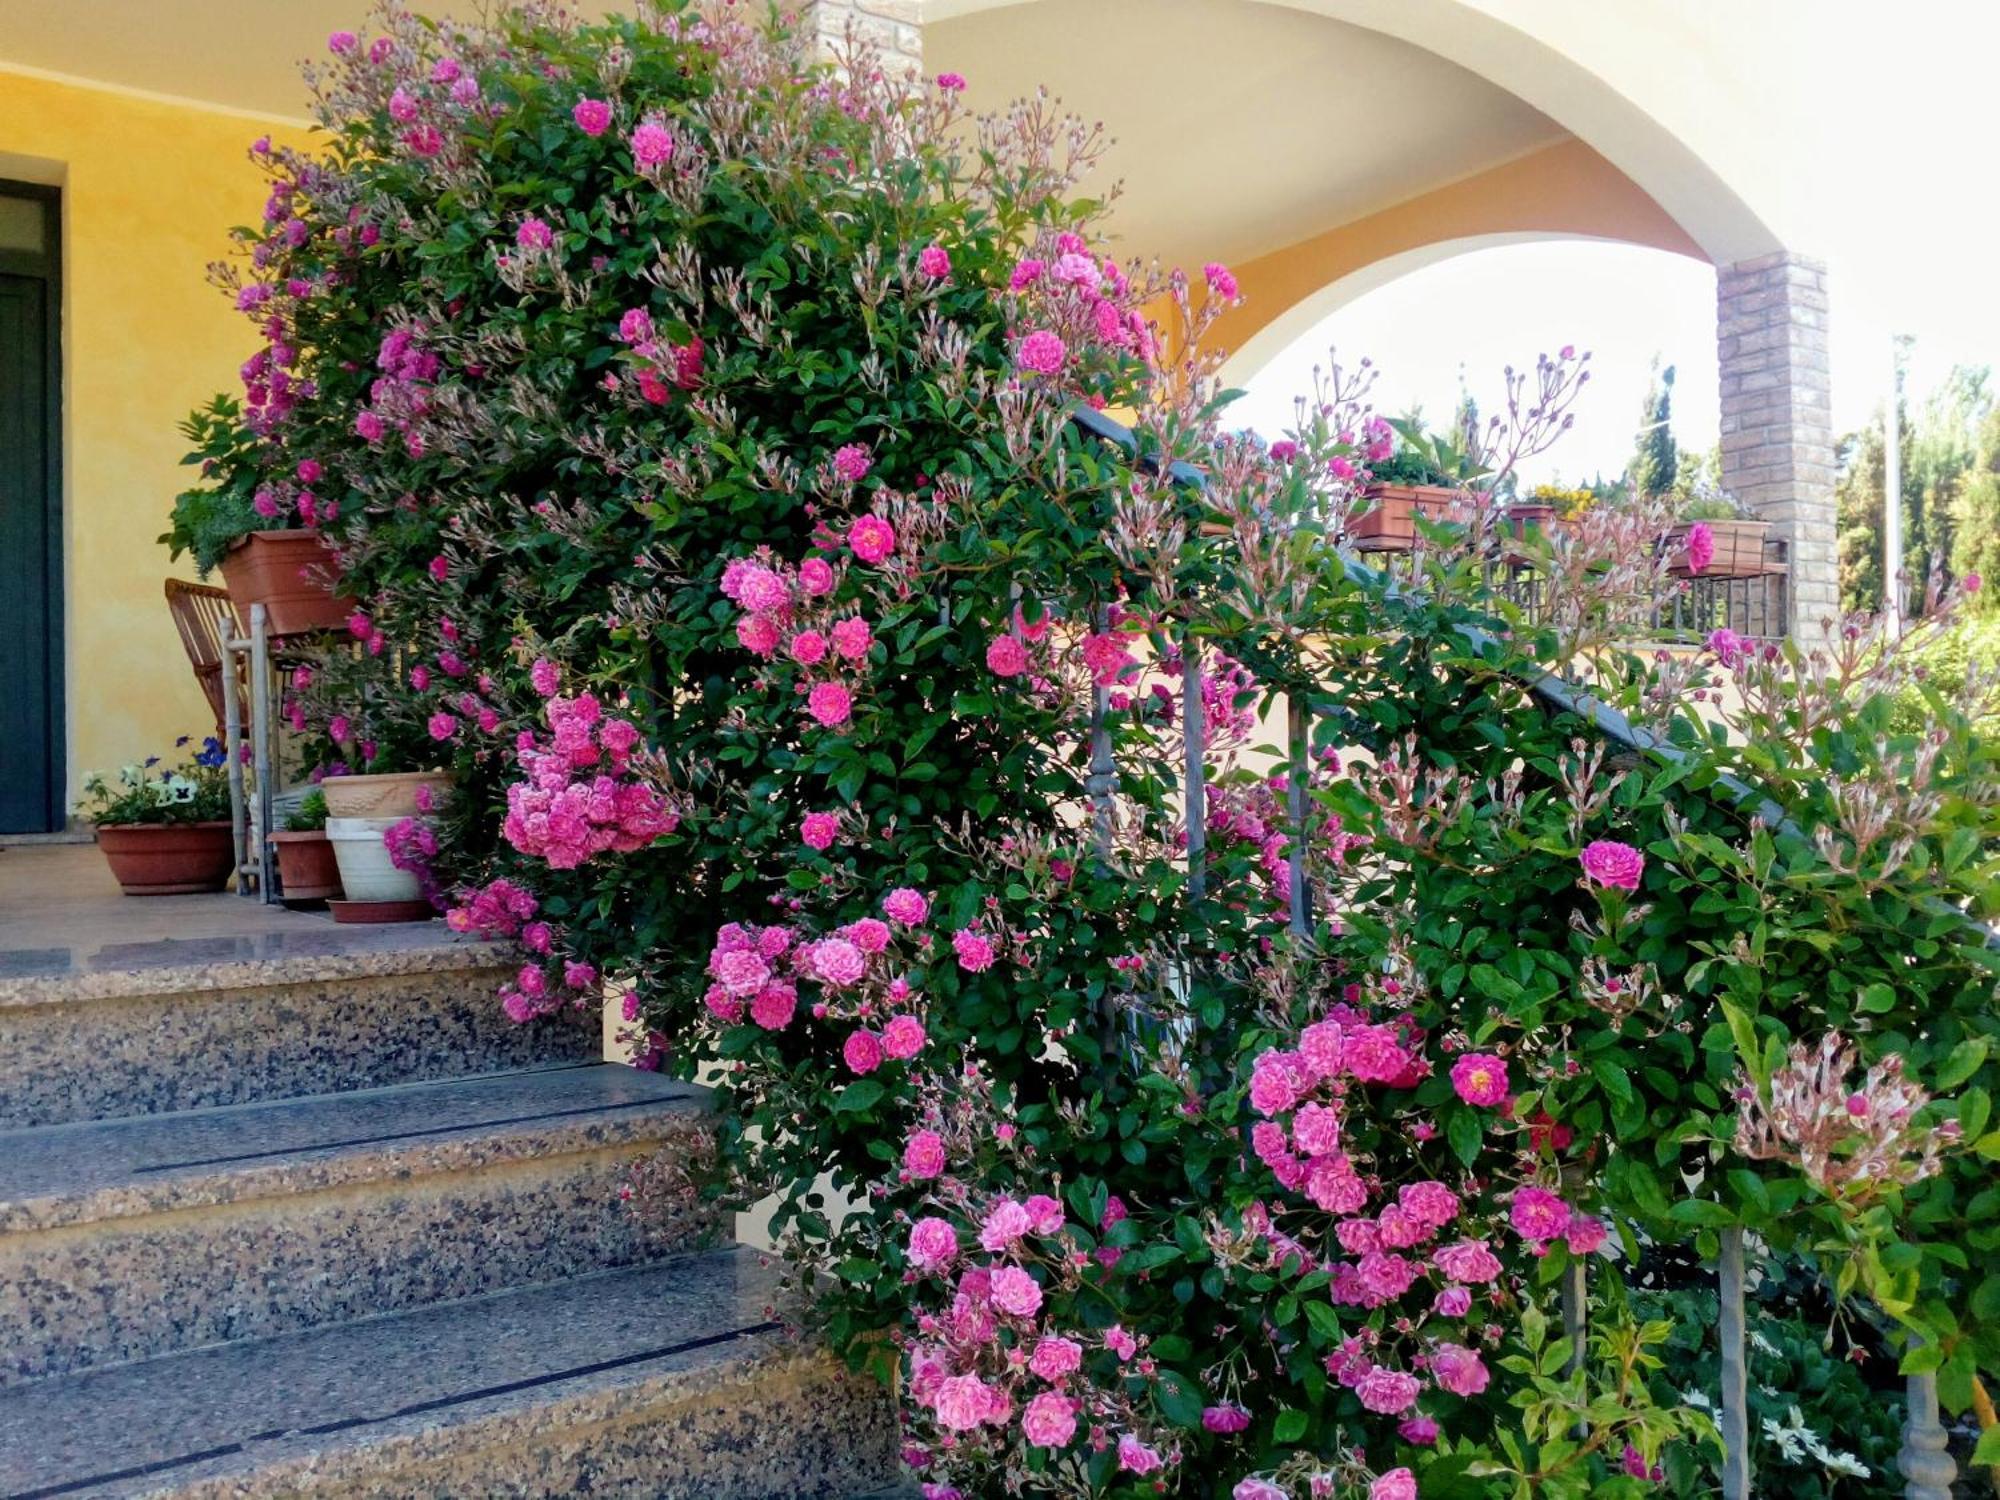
190 2 1998 1494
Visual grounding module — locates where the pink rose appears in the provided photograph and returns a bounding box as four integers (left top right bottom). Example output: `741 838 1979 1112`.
629 119 675 168
1433 1239 1503 1284
907 1215 958 1272
831 443 873 482
986 635 1030 677
1565 1215 1608 1255
1117 1435 1165 1475
1204 1404 1252 1434
1450 1052 1509 1107
830 616 874 661
1370 1469 1418 1500
953 928 997 973
988 1265 1043 1317
1355 1367 1421 1415
1016 329 1066 375
1203 262 1238 299
749 983 796 1030
737 614 781 658
788 629 829 666
1684 521 1716 574
1233 1481 1285 1500
814 937 867 987
931 1373 995 1433
572 98 612 136
882 886 929 926
847 513 896 564
1510 1185 1572 1243
1431 1342 1490 1397
1433 1285 1473 1318
1580 838 1644 892
978 1198 1032 1252
917 244 952 280
807 681 854 728
800 811 839 850
798 556 836 596
882 1014 927 1059
842 1029 883 1074
904 1129 947 1179
1028 1335 1081 1381
1021 1391 1075 1448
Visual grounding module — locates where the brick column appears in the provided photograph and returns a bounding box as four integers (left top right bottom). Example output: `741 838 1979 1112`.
800 0 923 75
1716 252 1838 638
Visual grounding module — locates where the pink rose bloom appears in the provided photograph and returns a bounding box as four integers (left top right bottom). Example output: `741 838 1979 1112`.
1398 1181 1460 1229
903 1129 947 1178
1344 1024 1410 1083
1623 1445 1665 1481
1400 1415 1440 1446
750 983 796 1030
1355 1367 1421 1415
1079 631 1133 686
1565 1215 1608 1255
1580 839 1644 892
355 409 386 442
1963 570 1983 593
1450 1052 1509 1107
1433 1239 1503 1284
572 97 612 136
1684 520 1716 574
936 71 967 91
847 514 896 564
1706 626 1748 667
788 630 829 667
736 614 781 658
1511 1185 1572 1243
1247 1051 1302 1116
1117 1435 1165 1475
917 244 952 280
800 811 839 850
327 30 358 54
1016 329 1067 374
931 1374 995 1433
1432 1342 1490 1397
630 119 675 168
1009 257 1044 290
832 443 873 482
815 937 867 987
732 564 790 612
1203 262 1239 299
953 928 997 973
1234 1482 1285 1500
1356 1250 1418 1302
807 681 854 728
1023 1195 1063 1234
1433 1285 1473 1318
978 1198 1033 1252
830 616 874 661
908 1215 958 1272
1028 1335 1082 1381
843 917 892 954
1370 1469 1419 1500
882 886 929 926
1203 1404 1252 1434
1104 1325 1136 1360
530 658 560 696
1021 1390 1075 1448
842 1029 883 1074
798 556 836 596
988 1266 1043 1317
986 635 1030 677
516 216 555 251
882 1014 927 1059
428 711 457 741
1291 1101 1342 1157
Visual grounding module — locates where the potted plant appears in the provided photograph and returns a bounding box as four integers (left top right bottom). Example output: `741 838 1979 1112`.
1667 491 1771 578
160 395 355 635
1350 444 1466 551
271 788 342 903
78 737 234 895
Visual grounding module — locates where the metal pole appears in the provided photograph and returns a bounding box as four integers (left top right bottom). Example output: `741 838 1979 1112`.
1897 1361 1958 1500
1181 637 1206 906
1285 695 1310 939
1086 606 1117 864
249 604 275 902
223 628 246 897
1884 335 1905 637
1717 1226 1752 1500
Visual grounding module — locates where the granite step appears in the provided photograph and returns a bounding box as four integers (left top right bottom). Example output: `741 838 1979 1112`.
0 934 594 1128
0 1064 719 1386
0 1248 900 1499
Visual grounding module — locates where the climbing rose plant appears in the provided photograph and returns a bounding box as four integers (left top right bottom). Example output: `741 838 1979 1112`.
197 3 1999 1494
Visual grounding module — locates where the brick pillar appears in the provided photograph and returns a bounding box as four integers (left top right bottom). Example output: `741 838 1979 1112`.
800 0 923 75
1716 252 1838 638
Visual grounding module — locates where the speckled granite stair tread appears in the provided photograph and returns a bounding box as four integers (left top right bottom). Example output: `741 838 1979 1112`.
0 1063 706 1231
0 1248 899 1500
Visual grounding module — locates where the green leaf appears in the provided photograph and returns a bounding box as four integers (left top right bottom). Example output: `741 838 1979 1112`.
1447 1108 1485 1169
1273 1408 1308 1444
832 1079 885 1113
1934 1037 1988 1092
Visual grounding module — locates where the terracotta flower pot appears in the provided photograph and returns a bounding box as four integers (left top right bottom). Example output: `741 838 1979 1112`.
271 829 342 902
218 528 356 636
1349 484 1464 552
95 822 235 896
320 771 453 820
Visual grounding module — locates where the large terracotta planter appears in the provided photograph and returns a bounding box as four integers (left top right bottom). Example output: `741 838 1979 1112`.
95 822 235 895
1668 518 1772 578
218 528 355 636
1349 484 1465 552
271 829 342 902
320 771 452 820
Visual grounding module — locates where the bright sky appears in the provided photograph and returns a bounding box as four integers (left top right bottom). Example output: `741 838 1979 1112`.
1233 6 2000 487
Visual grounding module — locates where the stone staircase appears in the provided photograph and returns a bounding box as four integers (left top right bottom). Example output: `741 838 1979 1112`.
0 932 899 1497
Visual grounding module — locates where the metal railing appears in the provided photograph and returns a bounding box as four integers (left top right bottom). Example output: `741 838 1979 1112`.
1069 406 1964 1498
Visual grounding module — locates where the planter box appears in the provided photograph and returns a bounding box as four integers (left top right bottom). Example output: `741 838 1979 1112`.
1350 484 1465 552
326 815 425 902
1668 518 1772 579
218 529 355 637
271 829 342 902
95 822 234 895
321 771 452 820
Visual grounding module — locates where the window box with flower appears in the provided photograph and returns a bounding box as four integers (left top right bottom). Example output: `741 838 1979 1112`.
78 737 234 895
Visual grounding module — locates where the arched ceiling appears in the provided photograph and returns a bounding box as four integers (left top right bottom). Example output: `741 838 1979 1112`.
928 0 1570 270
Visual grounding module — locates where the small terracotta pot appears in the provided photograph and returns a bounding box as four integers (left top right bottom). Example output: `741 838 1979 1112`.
271 829 342 902
1349 484 1464 552
320 771 453 821
218 529 356 636
95 822 235 896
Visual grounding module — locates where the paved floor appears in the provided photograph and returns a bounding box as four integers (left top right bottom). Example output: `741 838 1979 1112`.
0 842 450 986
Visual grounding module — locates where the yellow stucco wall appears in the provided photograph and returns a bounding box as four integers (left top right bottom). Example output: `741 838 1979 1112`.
0 68 310 810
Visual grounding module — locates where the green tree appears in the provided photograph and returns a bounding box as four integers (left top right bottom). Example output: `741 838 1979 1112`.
1949 398 2000 610
1629 358 1678 498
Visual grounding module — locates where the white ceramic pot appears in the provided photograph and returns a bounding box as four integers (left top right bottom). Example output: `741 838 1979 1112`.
325 815 423 902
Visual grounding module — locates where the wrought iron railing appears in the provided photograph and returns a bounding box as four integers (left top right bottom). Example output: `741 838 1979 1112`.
1488 542 1790 645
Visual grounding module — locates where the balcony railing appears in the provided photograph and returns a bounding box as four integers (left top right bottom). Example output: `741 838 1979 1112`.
1488 539 1790 645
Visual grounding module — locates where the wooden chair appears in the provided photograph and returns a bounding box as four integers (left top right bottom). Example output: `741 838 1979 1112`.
165 579 245 738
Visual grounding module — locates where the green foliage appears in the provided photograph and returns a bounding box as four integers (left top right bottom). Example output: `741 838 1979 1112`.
284 787 328 832
159 395 273 576
1629 360 1678 500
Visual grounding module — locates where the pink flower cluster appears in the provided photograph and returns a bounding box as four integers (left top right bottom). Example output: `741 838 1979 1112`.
612 306 703 402
445 876 538 938
500 694 678 869
1004 230 1155 384
720 552 877 730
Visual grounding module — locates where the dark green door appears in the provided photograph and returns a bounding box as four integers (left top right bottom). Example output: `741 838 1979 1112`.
0 184 62 833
